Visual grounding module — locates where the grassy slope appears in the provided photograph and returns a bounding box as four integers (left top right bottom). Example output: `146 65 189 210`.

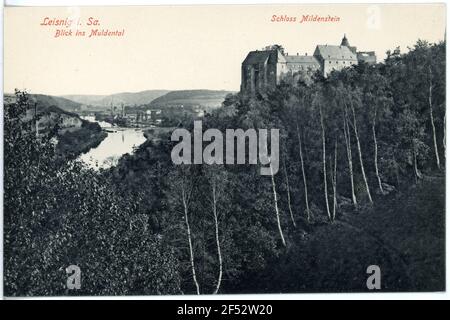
236 174 445 293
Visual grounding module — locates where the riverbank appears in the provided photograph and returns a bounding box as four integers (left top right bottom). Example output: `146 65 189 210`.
78 126 147 169
56 120 107 160
143 126 175 142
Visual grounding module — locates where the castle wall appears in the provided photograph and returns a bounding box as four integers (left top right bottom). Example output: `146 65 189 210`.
322 59 357 76
357 51 377 64
241 56 282 94
275 61 287 85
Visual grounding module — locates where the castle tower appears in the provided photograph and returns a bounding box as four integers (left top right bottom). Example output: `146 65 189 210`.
340 34 357 54
240 45 287 95
340 34 350 47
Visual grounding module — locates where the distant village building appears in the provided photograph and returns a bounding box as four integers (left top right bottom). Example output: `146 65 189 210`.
241 35 376 94
144 109 162 119
192 105 205 117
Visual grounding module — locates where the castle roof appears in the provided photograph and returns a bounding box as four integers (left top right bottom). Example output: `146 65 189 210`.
242 50 286 65
285 55 320 65
314 45 357 61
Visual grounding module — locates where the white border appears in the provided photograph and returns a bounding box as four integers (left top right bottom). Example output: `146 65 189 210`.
3 0 449 6
0 0 448 300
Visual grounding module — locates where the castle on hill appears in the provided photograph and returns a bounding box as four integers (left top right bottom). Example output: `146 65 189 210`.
240 35 376 94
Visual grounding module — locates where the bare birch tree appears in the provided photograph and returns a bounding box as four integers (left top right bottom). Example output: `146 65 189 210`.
348 93 373 204
319 103 332 220
412 138 423 183
270 162 286 247
210 178 223 294
428 66 441 170
282 157 296 227
296 124 310 221
371 104 384 194
342 106 357 207
168 169 200 295
180 180 200 295
443 113 446 156
330 140 338 221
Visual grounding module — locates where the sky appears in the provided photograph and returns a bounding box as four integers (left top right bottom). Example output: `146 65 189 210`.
4 3 446 95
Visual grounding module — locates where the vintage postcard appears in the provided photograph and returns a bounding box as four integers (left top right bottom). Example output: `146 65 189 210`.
2 3 446 297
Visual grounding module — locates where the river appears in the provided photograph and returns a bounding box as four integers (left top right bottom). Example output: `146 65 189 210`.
78 116 147 169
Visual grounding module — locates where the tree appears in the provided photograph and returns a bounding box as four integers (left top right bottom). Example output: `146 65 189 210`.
316 91 332 220
342 98 358 206
348 89 373 204
204 166 229 294
167 167 200 294
270 161 287 246
4 91 181 296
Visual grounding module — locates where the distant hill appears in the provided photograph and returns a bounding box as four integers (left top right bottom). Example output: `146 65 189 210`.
4 93 82 113
30 94 82 113
149 90 234 109
63 90 170 107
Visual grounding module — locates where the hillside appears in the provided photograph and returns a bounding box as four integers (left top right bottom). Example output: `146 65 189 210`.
63 90 170 107
31 94 82 112
149 90 234 109
4 93 82 113
4 92 106 159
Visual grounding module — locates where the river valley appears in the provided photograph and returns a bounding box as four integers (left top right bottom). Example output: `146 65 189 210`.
79 116 147 169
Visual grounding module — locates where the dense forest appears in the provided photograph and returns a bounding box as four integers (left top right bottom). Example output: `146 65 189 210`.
4 40 445 296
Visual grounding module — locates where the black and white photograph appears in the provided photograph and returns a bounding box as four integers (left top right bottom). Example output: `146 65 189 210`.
1 2 447 298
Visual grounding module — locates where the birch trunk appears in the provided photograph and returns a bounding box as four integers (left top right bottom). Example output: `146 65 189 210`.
296 124 310 221
343 109 357 207
283 158 296 227
443 113 446 156
332 140 337 221
329 142 337 221
211 182 223 295
429 66 441 170
372 115 384 194
182 187 200 295
320 105 331 221
349 98 373 204
394 154 400 188
412 139 422 182
413 150 419 184
270 162 286 247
